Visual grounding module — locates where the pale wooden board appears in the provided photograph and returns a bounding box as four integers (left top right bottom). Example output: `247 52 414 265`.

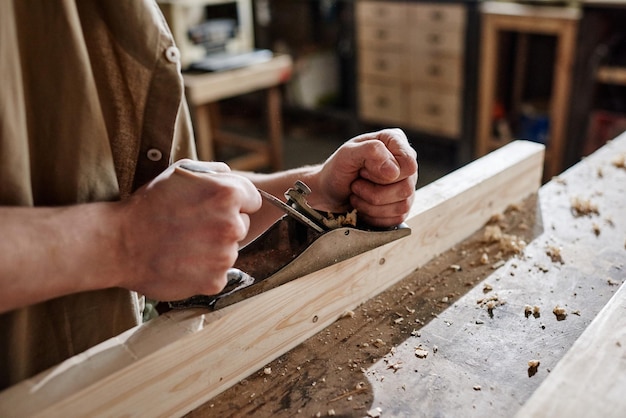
365 132 626 417
0 140 544 417
516 284 626 418
514 133 626 418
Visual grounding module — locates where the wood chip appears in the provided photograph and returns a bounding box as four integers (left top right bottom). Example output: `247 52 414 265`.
367 407 383 418
570 196 599 217
553 305 567 321
612 154 626 169
415 347 429 358
546 245 564 264
528 359 540 377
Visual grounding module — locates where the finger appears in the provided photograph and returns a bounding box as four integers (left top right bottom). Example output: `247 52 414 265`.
351 177 416 208
337 139 400 184
175 159 232 174
370 129 418 180
172 167 262 215
350 188 412 219
353 129 417 184
349 198 408 227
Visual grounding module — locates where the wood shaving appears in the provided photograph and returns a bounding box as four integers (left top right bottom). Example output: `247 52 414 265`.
322 209 357 229
524 305 533 318
546 245 564 264
533 305 541 318
528 359 540 377
477 294 506 317
570 196 599 217
612 154 626 170
386 361 403 372
367 407 383 418
524 305 541 318
483 225 526 255
484 225 503 242
373 338 385 348
340 310 355 319
553 305 567 321
592 223 601 236
414 346 429 358
488 213 505 225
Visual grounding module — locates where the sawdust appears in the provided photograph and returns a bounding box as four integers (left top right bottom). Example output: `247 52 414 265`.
546 245 564 264
612 154 626 170
322 209 358 229
186 195 538 417
570 196 599 217
553 305 568 321
528 360 540 377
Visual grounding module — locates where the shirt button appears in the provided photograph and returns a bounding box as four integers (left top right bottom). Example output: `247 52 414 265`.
164 46 180 64
147 148 163 162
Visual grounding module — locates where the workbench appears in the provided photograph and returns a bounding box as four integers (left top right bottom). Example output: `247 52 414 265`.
183 54 293 171
1 134 624 417
191 134 626 416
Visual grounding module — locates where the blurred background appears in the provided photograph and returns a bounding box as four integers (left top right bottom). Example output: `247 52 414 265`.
158 0 626 187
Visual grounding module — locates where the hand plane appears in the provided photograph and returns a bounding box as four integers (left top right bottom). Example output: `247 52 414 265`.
169 170 410 311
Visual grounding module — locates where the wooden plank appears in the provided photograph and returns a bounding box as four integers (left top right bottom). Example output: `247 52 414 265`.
0 140 545 418
597 66 626 86
514 132 626 418
364 131 626 417
516 283 626 418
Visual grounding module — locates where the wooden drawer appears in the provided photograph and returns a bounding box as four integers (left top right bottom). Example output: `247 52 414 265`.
409 27 464 56
359 81 409 125
410 3 466 29
356 1 408 27
358 24 407 51
411 55 463 89
359 49 410 81
410 89 461 138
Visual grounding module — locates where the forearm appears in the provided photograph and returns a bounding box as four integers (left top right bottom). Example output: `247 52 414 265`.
0 203 123 313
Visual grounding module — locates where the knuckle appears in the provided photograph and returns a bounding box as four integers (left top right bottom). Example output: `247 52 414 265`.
214 219 247 243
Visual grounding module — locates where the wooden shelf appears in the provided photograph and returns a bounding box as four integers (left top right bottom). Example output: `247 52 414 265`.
596 65 626 86
476 2 579 180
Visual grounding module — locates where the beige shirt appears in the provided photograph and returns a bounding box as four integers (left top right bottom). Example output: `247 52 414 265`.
0 0 196 389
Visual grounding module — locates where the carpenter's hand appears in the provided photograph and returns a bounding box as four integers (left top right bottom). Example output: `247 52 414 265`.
312 128 417 227
118 159 262 300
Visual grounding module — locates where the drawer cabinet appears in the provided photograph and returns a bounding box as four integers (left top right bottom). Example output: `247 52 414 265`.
357 1 467 140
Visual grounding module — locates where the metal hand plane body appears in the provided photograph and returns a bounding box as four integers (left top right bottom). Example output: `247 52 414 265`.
169 180 410 311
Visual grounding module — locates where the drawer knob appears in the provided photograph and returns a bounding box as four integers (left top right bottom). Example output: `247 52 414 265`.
376 96 389 108
428 33 441 45
428 65 441 77
376 29 388 40
427 104 441 116
431 11 443 21
376 59 388 71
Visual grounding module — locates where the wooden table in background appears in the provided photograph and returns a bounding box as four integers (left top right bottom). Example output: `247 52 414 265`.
183 54 293 171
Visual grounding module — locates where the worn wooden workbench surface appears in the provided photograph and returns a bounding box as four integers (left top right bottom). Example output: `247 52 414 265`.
188 133 626 417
